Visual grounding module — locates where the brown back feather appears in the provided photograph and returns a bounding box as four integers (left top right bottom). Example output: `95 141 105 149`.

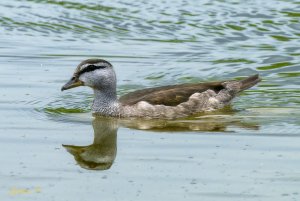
119 74 261 106
119 82 225 106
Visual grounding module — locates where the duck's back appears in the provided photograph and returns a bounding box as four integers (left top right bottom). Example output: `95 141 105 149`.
119 82 225 106
118 74 261 119
120 74 260 106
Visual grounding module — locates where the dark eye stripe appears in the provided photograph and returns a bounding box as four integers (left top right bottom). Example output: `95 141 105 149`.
78 65 106 76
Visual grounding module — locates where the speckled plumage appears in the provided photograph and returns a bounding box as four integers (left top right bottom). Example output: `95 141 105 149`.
62 59 261 119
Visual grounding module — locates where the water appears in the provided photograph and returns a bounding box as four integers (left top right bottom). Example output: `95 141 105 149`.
1 0 300 200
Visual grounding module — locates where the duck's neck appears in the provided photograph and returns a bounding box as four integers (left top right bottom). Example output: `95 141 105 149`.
92 88 120 117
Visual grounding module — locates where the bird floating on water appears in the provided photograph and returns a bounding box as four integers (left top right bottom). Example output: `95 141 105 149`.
61 59 261 119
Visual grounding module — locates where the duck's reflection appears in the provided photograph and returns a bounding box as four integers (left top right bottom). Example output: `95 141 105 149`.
63 117 118 170
119 117 259 132
63 113 259 170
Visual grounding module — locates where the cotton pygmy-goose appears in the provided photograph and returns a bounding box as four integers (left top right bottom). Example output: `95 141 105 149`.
61 59 261 119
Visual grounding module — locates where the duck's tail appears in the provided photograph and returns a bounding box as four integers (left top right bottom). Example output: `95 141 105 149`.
239 74 261 92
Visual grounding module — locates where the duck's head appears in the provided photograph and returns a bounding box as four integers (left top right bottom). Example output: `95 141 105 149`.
61 59 116 91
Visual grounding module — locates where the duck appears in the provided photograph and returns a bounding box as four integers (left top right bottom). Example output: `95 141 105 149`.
61 58 261 119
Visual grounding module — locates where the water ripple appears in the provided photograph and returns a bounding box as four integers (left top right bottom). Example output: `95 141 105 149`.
0 0 299 131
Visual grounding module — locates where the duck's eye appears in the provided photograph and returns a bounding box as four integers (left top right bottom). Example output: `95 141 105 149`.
78 65 107 76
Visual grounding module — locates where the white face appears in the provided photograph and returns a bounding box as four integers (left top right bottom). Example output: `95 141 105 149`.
77 62 116 89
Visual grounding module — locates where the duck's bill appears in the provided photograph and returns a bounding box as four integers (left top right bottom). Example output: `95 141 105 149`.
61 78 84 91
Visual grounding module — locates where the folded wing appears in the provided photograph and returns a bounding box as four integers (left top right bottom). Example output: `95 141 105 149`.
119 74 261 107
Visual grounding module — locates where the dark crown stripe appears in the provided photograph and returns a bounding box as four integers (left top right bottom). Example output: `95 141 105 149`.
77 65 106 76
